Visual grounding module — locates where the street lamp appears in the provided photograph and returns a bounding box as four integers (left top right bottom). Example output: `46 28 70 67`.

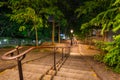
70 29 73 46
48 16 55 45
70 29 73 34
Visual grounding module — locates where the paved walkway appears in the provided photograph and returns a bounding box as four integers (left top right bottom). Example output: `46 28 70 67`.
70 43 100 56
69 43 120 80
0 41 120 80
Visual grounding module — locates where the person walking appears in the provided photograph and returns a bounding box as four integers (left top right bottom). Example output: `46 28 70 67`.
73 36 78 45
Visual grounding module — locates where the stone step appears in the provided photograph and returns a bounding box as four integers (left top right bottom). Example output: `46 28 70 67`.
63 62 90 67
41 75 52 80
0 69 43 80
66 58 84 61
21 64 51 74
65 59 87 65
60 68 95 74
27 54 62 66
30 62 53 66
56 71 100 80
53 76 79 80
22 63 51 69
66 59 85 63
62 65 92 71
65 59 86 63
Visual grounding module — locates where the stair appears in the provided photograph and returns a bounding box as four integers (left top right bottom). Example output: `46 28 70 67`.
0 63 52 80
28 53 62 66
59 68 94 74
53 56 100 80
53 76 78 80
0 68 43 80
21 63 51 74
0 45 101 80
0 53 54 80
0 51 63 80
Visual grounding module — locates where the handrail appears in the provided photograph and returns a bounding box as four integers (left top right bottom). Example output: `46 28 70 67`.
37 45 70 49
1 47 35 60
1 46 70 80
1 46 36 80
37 46 70 70
1 46 70 61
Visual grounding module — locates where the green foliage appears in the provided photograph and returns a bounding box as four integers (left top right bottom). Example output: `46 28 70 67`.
10 7 40 24
75 0 112 38
19 26 26 31
103 35 120 73
1 0 69 43
75 1 99 18
2 45 16 48
81 23 89 30
0 2 6 7
89 7 119 34
76 0 120 39
40 6 64 22
59 18 67 27
94 54 105 62
95 41 104 50
113 0 120 6
93 35 120 73
112 25 120 32
94 41 108 51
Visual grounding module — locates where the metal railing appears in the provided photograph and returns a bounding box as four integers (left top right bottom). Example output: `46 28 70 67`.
36 46 70 70
1 46 70 80
0 38 42 48
1 46 35 80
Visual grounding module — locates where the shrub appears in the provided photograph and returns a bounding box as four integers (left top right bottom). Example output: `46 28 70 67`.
103 35 120 73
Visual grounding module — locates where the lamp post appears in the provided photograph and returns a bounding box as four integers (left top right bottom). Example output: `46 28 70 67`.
48 16 55 45
70 29 73 46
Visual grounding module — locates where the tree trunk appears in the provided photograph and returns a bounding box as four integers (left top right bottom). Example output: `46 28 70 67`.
35 25 38 46
58 25 60 43
52 21 55 44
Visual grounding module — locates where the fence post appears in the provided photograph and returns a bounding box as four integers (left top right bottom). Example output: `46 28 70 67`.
53 47 56 70
16 47 24 80
17 60 24 80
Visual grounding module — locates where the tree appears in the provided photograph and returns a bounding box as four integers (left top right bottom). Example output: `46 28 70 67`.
10 7 43 46
76 0 120 72
75 0 113 39
0 0 82 40
7 0 65 46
